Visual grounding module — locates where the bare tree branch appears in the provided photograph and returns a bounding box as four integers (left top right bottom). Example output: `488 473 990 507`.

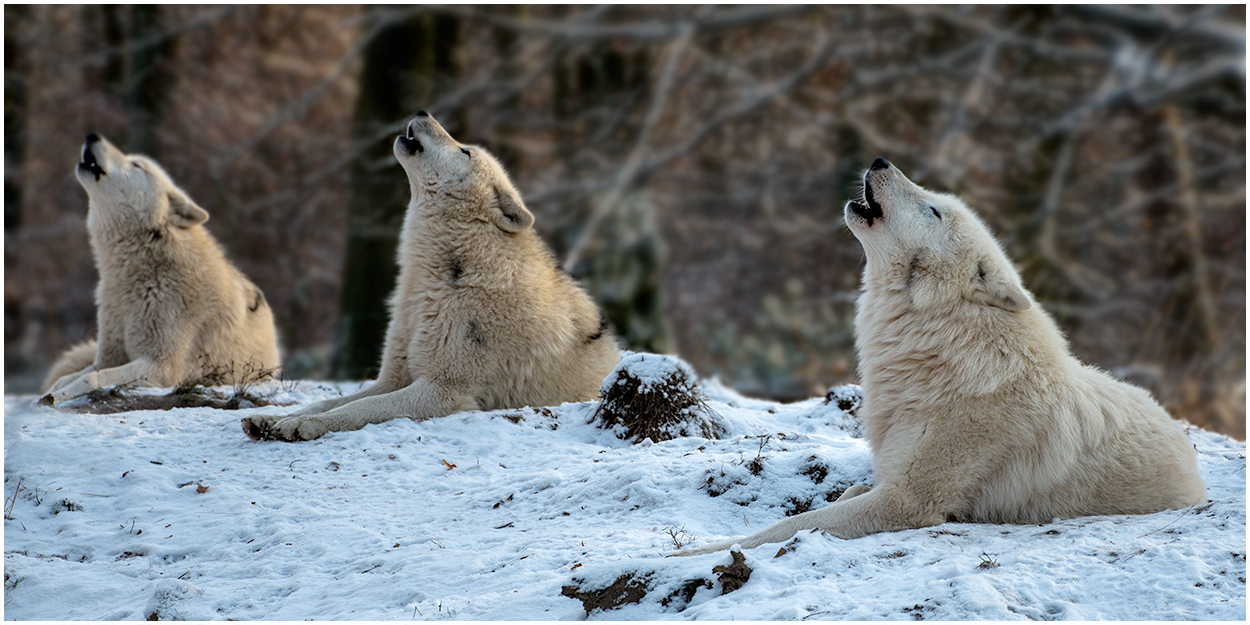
441 5 817 43
562 22 695 270
1064 4 1244 53
638 33 841 179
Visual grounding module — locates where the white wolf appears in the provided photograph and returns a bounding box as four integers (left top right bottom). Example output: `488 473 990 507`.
675 157 1205 556
40 134 281 404
241 111 621 441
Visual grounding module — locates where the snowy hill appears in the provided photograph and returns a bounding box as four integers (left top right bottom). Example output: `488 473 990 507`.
3 376 1245 620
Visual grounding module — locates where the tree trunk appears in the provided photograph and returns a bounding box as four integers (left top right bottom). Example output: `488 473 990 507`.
120 5 175 156
553 34 673 354
4 5 31 234
333 9 458 379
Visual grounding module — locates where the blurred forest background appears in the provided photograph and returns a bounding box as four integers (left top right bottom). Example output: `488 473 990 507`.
4 5 1245 438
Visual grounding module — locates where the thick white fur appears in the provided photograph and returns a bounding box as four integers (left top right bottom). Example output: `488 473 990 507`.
41 135 280 403
241 113 621 442
42 340 98 392
675 159 1205 556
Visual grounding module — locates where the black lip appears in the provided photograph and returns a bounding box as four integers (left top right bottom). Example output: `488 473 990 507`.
398 135 423 156
79 142 106 181
849 181 884 227
863 179 883 215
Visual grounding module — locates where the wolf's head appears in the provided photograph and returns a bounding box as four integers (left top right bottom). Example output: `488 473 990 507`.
393 111 534 234
844 158 1030 313
76 134 209 231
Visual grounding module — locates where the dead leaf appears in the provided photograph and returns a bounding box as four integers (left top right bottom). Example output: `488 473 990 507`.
441 459 457 470
196 484 209 494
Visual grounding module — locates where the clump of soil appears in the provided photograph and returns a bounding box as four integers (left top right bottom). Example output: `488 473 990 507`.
817 383 864 437
593 353 722 443
801 457 829 484
713 550 753 593
561 554 751 615
562 572 653 614
784 496 813 516
825 384 863 417
701 470 751 501
660 579 713 610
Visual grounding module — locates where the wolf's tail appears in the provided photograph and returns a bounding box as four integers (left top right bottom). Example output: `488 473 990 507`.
42 340 98 392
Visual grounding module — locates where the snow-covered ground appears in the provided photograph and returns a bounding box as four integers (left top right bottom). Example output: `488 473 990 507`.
3 376 1245 620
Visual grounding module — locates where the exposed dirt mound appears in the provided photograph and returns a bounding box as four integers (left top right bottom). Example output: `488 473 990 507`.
50 363 282 414
61 386 273 414
561 572 653 614
825 384 863 417
593 353 722 443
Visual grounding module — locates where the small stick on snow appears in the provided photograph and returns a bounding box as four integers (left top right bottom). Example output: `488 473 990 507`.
1136 504 1199 539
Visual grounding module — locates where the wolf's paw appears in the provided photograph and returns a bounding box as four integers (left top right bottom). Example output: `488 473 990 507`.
241 414 286 441
241 414 326 442
40 374 97 405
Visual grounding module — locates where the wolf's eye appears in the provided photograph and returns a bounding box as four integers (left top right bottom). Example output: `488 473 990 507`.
460 147 471 158
133 162 144 171
929 206 941 220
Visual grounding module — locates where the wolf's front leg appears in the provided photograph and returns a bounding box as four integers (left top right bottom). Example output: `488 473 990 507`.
41 359 156 405
243 378 478 442
47 364 98 394
292 378 406 416
671 484 923 556
240 378 405 439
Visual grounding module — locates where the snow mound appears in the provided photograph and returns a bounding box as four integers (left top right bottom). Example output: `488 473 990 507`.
593 352 723 443
817 383 864 437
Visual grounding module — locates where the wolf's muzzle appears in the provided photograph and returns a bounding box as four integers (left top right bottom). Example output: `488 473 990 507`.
79 134 106 181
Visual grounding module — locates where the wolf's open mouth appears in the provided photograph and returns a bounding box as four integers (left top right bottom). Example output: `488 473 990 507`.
398 126 424 155
79 143 106 181
849 183 884 226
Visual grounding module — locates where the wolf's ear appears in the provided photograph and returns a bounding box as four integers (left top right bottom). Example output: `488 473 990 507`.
167 190 209 229
968 260 1031 312
492 185 533 233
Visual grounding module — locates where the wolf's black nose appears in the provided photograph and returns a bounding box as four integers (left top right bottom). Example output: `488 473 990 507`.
85 133 101 145
415 110 429 117
870 157 890 171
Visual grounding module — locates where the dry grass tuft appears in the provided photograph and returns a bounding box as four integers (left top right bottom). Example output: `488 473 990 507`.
593 353 722 443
